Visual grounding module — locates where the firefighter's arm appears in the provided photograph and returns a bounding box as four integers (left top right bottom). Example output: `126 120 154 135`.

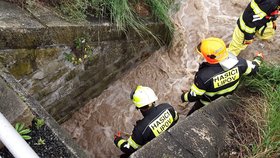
241 3 259 44
240 11 271 43
243 52 263 76
114 131 142 154
181 77 206 102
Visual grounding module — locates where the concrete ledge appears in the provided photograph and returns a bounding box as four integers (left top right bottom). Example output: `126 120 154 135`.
0 71 34 149
131 96 239 158
0 1 167 49
0 77 34 125
0 70 89 157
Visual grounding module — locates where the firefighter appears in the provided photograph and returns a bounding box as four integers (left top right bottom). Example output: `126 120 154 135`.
229 0 280 56
114 85 178 157
181 37 263 116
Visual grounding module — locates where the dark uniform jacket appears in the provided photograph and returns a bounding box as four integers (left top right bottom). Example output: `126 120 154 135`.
183 57 261 105
238 0 280 40
114 103 178 155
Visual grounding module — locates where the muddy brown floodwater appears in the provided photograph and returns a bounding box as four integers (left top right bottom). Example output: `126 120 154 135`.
62 0 280 157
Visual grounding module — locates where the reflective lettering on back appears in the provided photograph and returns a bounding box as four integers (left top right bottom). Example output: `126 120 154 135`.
148 110 173 137
213 67 240 88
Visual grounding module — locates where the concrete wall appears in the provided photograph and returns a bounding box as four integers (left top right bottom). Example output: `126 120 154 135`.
0 76 34 126
0 68 89 157
0 1 167 123
0 66 34 149
132 96 239 158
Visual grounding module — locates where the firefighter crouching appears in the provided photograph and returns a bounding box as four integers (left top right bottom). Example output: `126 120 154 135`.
229 0 280 56
181 37 263 116
114 85 179 157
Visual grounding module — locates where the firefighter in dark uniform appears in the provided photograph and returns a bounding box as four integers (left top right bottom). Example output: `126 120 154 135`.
114 85 178 157
229 0 280 56
181 37 263 116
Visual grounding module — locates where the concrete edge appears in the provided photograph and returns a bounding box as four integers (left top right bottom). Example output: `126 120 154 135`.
0 1 168 49
0 70 89 158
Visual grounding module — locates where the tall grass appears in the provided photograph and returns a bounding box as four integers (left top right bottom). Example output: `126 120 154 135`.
145 0 174 35
104 0 148 35
242 63 280 157
58 0 174 43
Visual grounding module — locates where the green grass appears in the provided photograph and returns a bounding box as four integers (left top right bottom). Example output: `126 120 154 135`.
23 0 174 45
57 0 174 44
146 0 174 33
242 63 280 157
104 0 147 35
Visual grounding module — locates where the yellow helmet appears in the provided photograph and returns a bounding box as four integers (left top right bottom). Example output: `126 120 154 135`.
196 37 228 64
130 85 158 108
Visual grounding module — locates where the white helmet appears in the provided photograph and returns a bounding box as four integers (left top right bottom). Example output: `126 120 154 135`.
130 85 158 108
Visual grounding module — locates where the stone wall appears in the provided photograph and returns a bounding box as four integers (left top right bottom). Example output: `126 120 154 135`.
0 0 167 123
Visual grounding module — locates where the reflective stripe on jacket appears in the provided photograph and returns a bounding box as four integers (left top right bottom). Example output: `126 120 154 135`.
184 57 260 105
116 103 178 155
237 0 279 40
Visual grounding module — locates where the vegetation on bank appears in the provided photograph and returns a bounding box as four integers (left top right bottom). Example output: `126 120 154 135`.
25 0 175 42
238 63 280 157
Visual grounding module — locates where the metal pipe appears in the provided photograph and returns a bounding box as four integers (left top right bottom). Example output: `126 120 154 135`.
0 112 39 158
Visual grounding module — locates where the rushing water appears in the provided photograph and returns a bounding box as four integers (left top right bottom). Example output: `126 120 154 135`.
62 0 280 157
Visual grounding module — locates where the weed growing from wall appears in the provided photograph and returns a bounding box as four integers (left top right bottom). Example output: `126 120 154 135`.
64 37 95 65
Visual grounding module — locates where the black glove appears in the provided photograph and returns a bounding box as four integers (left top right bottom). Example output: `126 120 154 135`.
114 137 123 147
269 15 278 21
181 93 186 103
114 137 122 147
